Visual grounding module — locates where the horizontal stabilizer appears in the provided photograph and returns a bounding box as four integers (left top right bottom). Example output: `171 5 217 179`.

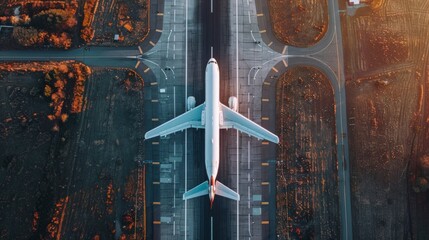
215 181 240 201
183 181 208 200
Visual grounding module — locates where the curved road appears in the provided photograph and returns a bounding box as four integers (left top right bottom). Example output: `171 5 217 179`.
253 0 353 239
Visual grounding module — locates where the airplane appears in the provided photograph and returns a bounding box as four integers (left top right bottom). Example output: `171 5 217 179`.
145 58 279 208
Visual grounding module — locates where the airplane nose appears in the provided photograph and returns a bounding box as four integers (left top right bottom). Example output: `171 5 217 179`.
208 58 217 64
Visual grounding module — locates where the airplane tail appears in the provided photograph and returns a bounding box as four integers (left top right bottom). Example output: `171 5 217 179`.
215 181 240 201
183 181 209 200
183 181 240 201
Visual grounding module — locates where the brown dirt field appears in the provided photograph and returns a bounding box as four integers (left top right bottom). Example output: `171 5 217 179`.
276 66 339 239
268 0 328 47
0 69 54 239
89 0 149 46
342 0 429 238
0 64 146 239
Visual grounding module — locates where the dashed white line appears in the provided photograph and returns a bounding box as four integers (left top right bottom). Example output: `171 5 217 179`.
211 216 214 240
248 141 251 169
173 86 176 116
248 185 251 208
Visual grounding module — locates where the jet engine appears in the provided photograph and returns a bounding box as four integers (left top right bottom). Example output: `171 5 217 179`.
228 96 238 112
187 96 196 111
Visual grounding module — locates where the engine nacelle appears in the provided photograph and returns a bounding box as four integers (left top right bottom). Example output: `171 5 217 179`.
228 96 238 112
187 96 196 111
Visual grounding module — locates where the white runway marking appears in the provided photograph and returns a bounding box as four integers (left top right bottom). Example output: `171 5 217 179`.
173 86 176 117
211 216 214 240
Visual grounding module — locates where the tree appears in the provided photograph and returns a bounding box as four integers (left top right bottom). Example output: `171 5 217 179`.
10 16 20 25
31 9 76 32
12 27 40 47
48 32 71 49
21 14 31 25
0 16 7 24
80 26 94 43
44 85 52 97
60 113 68 123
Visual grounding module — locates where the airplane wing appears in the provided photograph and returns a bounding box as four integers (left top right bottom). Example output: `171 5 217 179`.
220 103 279 143
145 103 205 139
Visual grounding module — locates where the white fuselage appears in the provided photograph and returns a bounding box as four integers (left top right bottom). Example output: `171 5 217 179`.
205 59 220 184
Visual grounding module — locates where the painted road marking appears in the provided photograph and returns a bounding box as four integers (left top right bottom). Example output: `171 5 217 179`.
261 202 269 205
153 221 161 224
157 12 164 16
263 81 270 85
261 162 269 166
153 182 160 185
152 118 159 121
282 46 287 55
151 99 159 103
150 41 156 46
261 117 269 121
262 141 269 145
152 161 160 164
262 98 269 102
156 29 162 33
261 221 269 225
268 41 273 47
282 59 288 67
153 202 160 205
144 67 150 73
259 29 266 33
272 67 278 73
135 61 140 69
257 13 263 17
